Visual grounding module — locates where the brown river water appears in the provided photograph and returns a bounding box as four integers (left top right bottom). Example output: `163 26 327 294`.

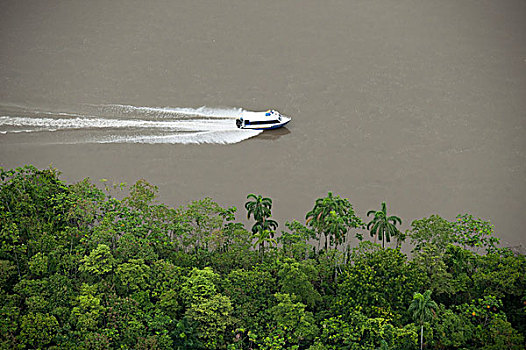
1 0 525 247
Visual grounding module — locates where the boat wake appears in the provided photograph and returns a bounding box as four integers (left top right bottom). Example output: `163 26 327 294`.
0 104 263 144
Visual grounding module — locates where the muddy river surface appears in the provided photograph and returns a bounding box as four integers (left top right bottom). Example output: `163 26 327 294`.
1 0 525 247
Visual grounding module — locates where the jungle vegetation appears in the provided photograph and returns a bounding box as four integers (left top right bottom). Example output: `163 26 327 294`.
0 165 524 349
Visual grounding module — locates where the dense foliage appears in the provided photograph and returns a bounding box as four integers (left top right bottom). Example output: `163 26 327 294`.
0 165 524 349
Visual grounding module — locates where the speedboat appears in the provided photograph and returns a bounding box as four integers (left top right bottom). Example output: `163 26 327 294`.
236 110 291 130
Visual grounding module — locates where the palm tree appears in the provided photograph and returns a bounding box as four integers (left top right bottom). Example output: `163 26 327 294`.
245 194 272 226
252 229 277 263
408 290 438 350
251 218 278 235
306 192 363 251
366 202 402 248
245 194 278 260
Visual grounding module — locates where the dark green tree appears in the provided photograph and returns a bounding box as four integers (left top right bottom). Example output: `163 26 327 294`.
222 267 277 337
411 243 454 297
245 194 278 261
277 258 321 309
265 293 318 349
408 290 437 350
366 202 402 248
278 221 316 260
337 242 425 320
305 192 363 251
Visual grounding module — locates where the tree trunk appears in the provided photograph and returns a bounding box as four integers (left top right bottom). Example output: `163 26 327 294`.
420 324 424 350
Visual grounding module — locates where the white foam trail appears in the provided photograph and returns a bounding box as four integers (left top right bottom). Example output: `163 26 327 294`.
0 104 264 144
100 129 263 145
97 104 245 119
0 116 235 131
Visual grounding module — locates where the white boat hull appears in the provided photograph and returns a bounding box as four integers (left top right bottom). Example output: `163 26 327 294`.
236 110 291 130
237 116 291 130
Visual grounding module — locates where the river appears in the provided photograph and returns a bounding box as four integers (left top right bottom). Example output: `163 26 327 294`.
1 0 525 247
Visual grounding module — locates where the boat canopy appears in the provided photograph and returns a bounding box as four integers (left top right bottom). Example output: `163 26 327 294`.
241 110 281 122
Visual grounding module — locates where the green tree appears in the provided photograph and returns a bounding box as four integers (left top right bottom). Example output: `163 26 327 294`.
245 194 278 260
245 194 274 228
180 198 237 252
459 295 524 349
0 165 89 280
265 293 318 349
408 215 455 253
472 250 526 335
223 267 276 336
252 229 278 263
79 244 115 277
102 294 143 348
278 258 321 309
150 260 185 320
313 315 359 349
0 304 19 349
181 268 234 349
409 214 500 254
366 202 402 248
312 312 419 350
172 316 204 350
408 290 437 350
71 283 104 333
278 221 316 260
115 258 151 292
453 214 500 253
181 267 220 305
443 245 477 304
429 304 473 349
337 242 425 320
19 312 59 349
411 243 454 296
185 294 234 349
305 192 363 251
